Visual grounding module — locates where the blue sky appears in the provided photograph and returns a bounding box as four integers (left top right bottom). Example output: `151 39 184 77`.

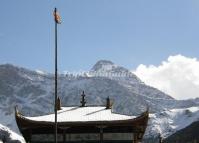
0 0 199 72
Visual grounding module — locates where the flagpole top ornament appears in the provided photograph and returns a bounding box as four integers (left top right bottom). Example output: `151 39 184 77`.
53 8 61 24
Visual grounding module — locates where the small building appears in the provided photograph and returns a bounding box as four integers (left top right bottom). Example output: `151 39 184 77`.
15 92 149 143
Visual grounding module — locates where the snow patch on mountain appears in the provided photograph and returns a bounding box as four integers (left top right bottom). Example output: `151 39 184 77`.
145 106 199 139
0 124 25 143
35 69 47 75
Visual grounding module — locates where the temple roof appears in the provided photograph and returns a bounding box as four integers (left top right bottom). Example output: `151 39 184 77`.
25 106 136 122
15 105 149 142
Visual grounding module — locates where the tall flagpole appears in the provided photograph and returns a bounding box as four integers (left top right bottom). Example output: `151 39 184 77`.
54 7 58 143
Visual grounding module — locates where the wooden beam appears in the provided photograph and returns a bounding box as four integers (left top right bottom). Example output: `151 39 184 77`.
133 133 138 143
63 130 66 143
100 127 103 143
29 129 32 143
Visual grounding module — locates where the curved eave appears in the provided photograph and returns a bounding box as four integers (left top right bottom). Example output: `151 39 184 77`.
15 108 149 129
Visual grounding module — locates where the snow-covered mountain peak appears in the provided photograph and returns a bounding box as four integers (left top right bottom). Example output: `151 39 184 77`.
91 60 117 72
90 60 136 76
90 60 142 84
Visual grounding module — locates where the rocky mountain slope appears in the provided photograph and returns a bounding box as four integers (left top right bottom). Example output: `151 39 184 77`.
0 60 198 141
146 106 199 138
163 121 199 143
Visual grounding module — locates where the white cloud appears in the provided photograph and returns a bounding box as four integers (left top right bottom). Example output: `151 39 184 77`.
133 55 199 100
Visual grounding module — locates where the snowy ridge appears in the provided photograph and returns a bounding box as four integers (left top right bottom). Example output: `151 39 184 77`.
91 60 118 72
145 106 199 138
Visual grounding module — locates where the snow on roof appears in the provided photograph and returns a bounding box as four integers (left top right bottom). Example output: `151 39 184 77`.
26 106 135 122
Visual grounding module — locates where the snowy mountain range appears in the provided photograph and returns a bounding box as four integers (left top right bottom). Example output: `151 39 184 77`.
0 60 199 142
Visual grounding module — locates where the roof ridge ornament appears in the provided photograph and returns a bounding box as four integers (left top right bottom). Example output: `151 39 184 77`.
80 91 86 107
57 96 61 110
106 96 112 109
